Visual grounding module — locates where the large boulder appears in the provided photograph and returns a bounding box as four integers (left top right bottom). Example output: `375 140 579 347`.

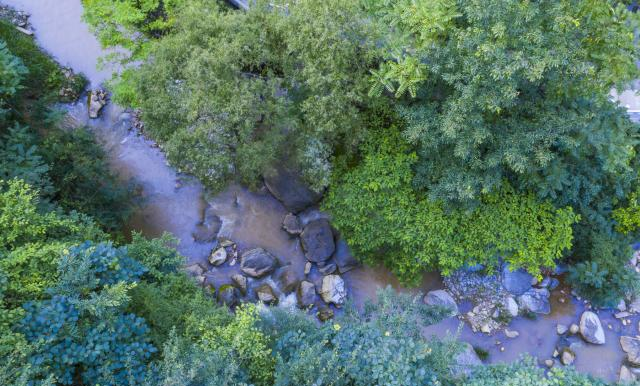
451 343 482 377
333 239 359 273
297 280 316 308
424 290 458 315
241 248 278 278
88 89 107 119
264 168 322 213
517 288 550 314
621 336 640 365
301 219 335 263
231 274 248 295
580 311 605 345
256 283 278 305
502 264 533 296
320 274 347 306
504 296 519 317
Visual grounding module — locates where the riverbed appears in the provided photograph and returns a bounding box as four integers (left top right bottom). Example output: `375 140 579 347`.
4 0 638 381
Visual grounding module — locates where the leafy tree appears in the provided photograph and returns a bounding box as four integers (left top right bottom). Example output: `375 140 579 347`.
323 130 577 284
40 127 132 233
19 242 155 386
82 0 186 63
0 38 27 118
113 0 379 192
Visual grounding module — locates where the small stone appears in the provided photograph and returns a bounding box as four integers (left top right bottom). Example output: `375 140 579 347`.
504 296 519 317
504 329 519 338
282 213 303 235
569 324 579 335
559 297 566 303
229 257 237 266
256 284 278 305
618 299 628 312
304 262 312 275
297 281 316 308
219 239 235 247
481 324 491 334
557 324 568 335
545 359 554 368
15 26 33 35
560 349 575 366
184 263 205 276
500 346 505 352
208 247 227 266
424 290 459 316
553 349 559 358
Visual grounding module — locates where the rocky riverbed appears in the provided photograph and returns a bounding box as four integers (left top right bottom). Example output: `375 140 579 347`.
6 0 640 382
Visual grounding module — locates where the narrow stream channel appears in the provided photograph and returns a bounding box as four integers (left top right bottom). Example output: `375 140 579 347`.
4 0 638 381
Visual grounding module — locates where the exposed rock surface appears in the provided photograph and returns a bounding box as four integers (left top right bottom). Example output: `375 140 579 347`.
504 296 519 317
297 280 316 308
184 263 205 276
517 288 550 314
282 213 303 235
231 274 247 295
241 248 277 278
621 336 640 365
424 290 459 315
502 264 533 296
274 266 299 294
209 247 227 266
217 285 239 307
319 262 337 276
256 284 278 305
264 168 321 213
320 274 347 306
318 306 334 321
580 311 605 345
557 324 568 335
620 365 637 384
560 348 575 366
300 219 335 263
504 329 519 338
88 89 108 118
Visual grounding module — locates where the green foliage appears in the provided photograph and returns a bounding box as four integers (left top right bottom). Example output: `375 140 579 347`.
323 130 577 284
116 0 379 192
40 127 132 233
0 38 27 117
263 288 459 386
197 304 274 386
568 232 639 307
145 333 249 386
463 356 609 386
613 188 640 234
82 0 185 63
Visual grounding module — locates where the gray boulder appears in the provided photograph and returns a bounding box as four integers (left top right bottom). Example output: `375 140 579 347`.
621 336 640 365
333 239 359 273
184 263 205 276
319 262 337 276
424 290 458 315
256 284 278 305
620 365 637 384
318 305 334 321
208 247 227 266
282 213 303 235
504 296 519 317
517 288 550 314
580 311 605 345
320 274 347 306
217 285 239 307
231 274 247 295
264 168 322 213
297 280 316 308
502 264 533 296
275 266 299 294
88 89 107 118
560 348 575 366
241 248 277 278
301 219 335 263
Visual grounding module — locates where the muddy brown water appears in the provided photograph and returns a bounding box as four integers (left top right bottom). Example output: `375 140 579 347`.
3 0 636 381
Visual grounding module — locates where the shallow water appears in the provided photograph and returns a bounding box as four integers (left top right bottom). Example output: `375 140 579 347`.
5 0 639 382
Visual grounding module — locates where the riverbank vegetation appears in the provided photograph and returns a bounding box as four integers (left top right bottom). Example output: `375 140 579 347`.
85 0 640 306
2 0 640 384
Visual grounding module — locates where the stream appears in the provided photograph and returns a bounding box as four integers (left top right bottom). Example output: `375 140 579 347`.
4 0 639 382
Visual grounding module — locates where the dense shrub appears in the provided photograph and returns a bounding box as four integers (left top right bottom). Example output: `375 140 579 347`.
323 130 578 284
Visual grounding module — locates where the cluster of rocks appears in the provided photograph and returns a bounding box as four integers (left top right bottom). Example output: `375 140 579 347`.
131 109 145 132
0 5 32 35
184 168 360 321
443 263 558 334
88 89 108 118
543 311 604 369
